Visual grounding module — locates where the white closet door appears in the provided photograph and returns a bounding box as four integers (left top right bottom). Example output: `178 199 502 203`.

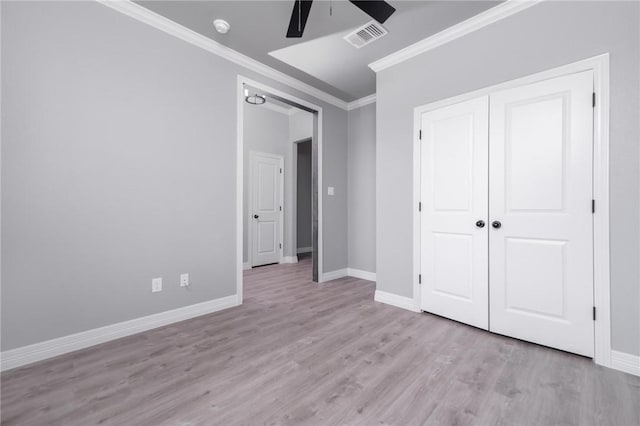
489 71 594 357
420 96 489 329
251 153 282 267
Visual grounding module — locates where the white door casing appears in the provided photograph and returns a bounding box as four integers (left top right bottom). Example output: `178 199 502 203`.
420 96 490 330
250 152 283 267
488 71 595 357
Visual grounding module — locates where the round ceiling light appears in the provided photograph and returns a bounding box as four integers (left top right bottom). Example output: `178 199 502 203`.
213 19 230 34
245 94 266 105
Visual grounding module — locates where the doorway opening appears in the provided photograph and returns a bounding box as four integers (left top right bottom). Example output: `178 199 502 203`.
237 76 322 301
295 138 313 263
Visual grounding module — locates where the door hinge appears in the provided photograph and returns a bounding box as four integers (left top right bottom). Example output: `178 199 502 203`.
592 92 596 108
419 130 422 140
280 168 282 174
418 274 422 285
279 206 282 211
279 243 282 249
418 202 422 212
592 199 595 213
593 306 596 321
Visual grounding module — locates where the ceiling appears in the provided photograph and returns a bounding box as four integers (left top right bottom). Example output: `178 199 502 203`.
136 1 500 102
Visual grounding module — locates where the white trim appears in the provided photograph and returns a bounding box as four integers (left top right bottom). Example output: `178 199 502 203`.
297 246 312 254
0 295 239 372
611 351 640 377
316 104 324 282
238 76 324 293
321 268 376 282
242 262 251 270
347 268 376 282
411 54 611 368
247 151 285 267
374 290 420 313
347 94 376 111
97 0 349 110
321 268 348 282
236 77 244 304
369 0 543 73
591 56 611 368
281 256 298 264
412 102 423 314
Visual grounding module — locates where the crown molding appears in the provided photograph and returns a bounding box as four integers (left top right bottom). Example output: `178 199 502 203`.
347 94 376 111
97 0 349 110
369 0 544 73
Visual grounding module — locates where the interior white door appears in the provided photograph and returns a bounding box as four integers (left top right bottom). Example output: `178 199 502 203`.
420 96 489 330
489 71 594 357
251 152 282 267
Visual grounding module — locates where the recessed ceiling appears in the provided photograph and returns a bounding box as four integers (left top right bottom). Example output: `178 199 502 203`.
135 1 500 101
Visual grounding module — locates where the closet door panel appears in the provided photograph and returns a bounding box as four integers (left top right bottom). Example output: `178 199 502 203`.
420 96 489 330
488 71 594 357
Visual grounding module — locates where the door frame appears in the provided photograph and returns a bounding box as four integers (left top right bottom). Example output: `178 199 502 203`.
237 75 324 303
412 54 611 367
247 151 285 268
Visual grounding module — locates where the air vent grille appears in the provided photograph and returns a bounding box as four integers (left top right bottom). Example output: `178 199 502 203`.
344 21 388 48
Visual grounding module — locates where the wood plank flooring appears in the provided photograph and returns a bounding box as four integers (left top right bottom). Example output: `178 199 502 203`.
2 255 639 425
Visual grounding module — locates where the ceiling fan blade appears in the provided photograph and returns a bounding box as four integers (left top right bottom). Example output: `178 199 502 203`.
286 0 313 38
348 1 396 24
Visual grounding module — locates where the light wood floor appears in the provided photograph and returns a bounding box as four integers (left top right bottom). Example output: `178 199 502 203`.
2 255 639 425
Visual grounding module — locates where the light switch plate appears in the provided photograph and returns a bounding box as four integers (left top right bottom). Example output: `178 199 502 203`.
152 277 162 293
328 186 335 196
180 273 189 287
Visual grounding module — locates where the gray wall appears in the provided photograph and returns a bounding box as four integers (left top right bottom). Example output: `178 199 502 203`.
322 108 349 274
242 104 290 263
296 141 312 250
289 110 313 143
348 104 376 273
1 1 348 350
376 1 640 355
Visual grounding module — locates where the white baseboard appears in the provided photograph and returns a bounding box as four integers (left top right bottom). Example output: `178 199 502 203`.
320 268 348 282
374 290 420 313
281 256 298 264
611 350 640 376
297 247 312 254
321 268 376 283
242 262 251 270
347 268 376 282
0 294 240 372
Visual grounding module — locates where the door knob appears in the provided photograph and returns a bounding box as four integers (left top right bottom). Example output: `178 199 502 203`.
475 220 485 228
492 220 502 229
253 214 259 219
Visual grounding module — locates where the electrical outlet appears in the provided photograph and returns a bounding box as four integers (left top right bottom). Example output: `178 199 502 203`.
152 277 162 293
180 273 189 287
